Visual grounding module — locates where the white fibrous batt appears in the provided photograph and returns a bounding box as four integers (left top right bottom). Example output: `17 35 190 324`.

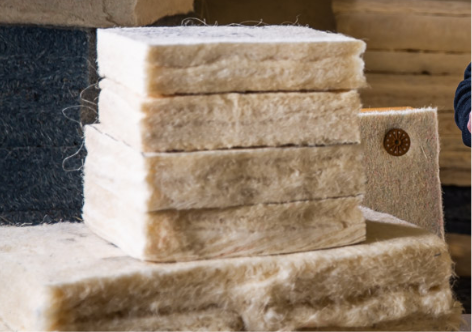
98 79 362 152
84 125 365 211
0 208 461 331
83 179 366 261
97 26 366 96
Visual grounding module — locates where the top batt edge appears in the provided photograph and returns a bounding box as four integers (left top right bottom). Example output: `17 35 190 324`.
97 26 365 46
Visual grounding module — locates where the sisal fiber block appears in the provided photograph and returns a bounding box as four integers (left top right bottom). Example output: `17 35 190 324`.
84 124 365 211
0 208 461 331
98 79 362 152
359 108 444 238
97 26 366 96
364 50 471 76
0 0 193 28
333 0 471 53
361 74 460 111
83 180 365 262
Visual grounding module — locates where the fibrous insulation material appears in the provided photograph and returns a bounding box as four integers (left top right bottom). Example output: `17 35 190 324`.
97 25 366 96
98 79 362 152
83 180 366 262
0 208 461 331
359 108 444 238
84 125 365 211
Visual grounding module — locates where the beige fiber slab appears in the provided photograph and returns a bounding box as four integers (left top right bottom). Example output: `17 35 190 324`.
83 181 365 262
0 312 465 332
361 74 461 111
334 12 470 53
98 79 362 152
364 50 471 75
440 168 471 187
359 108 444 238
304 312 463 331
0 0 193 28
0 208 461 331
97 26 366 96
84 125 365 211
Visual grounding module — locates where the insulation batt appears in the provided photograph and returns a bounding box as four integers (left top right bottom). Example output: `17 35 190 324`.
0 208 462 331
97 26 366 96
359 108 444 238
83 180 366 262
98 79 362 152
333 0 471 52
84 125 365 211
0 0 193 28
302 312 463 331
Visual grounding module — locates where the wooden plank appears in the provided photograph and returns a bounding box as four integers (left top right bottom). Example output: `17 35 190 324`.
364 50 470 75
446 233 471 277
438 112 463 136
333 0 470 17
440 136 471 153
439 151 471 169
335 12 470 52
0 0 193 28
441 168 471 186
361 74 461 111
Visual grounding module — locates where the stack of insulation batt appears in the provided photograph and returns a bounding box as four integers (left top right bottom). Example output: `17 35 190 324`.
82 25 369 262
0 208 463 330
0 0 193 226
332 0 471 187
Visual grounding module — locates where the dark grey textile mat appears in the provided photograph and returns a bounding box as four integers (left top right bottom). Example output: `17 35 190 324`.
0 26 95 148
443 186 471 234
0 145 85 215
0 26 97 224
0 209 83 226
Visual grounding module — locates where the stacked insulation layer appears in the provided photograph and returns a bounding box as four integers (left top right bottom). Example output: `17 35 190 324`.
84 26 368 261
0 209 462 331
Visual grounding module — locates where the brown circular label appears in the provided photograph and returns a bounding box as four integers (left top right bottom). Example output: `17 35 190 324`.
384 128 410 156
